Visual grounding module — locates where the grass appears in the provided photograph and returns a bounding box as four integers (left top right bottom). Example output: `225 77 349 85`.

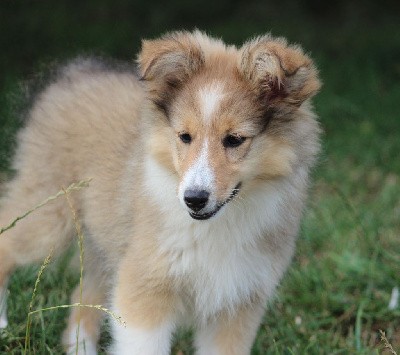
0 1 399 353
0 181 125 354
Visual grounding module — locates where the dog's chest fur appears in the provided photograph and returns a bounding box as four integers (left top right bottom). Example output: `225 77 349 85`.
143 156 295 321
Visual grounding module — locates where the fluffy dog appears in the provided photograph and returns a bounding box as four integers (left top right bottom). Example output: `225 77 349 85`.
0 31 321 354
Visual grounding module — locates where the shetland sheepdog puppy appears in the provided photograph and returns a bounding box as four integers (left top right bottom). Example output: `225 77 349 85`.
0 31 320 354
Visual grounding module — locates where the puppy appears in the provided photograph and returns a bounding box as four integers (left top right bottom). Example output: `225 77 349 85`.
0 31 321 354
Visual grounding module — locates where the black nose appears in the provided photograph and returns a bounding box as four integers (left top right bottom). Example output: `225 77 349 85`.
184 189 209 212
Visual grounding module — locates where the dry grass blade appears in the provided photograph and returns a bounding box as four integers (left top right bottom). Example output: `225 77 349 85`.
0 178 92 236
0 178 92 353
28 303 126 327
379 330 398 355
24 253 53 354
12 177 127 354
63 184 85 354
14 177 126 353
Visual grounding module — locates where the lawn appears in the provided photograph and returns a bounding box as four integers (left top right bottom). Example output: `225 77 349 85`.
0 1 399 353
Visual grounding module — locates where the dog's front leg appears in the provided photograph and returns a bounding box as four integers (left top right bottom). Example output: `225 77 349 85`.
195 301 266 355
110 248 177 355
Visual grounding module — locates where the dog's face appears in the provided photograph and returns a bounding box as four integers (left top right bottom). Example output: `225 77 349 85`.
139 31 320 220
170 77 257 220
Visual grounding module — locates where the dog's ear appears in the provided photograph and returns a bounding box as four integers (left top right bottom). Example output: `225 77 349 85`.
138 32 204 81
137 32 204 116
239 35 320 111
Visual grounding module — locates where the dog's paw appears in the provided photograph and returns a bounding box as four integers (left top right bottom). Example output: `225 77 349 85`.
0 313 7 329
0 287 8 329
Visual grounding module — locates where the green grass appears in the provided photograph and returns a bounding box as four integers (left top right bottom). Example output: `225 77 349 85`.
0 1 399 353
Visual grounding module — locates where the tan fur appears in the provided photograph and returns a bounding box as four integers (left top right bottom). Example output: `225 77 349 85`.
0 32 321 353
212 304 265 355
62 279 105 351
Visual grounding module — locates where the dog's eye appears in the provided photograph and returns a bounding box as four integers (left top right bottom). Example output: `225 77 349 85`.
223 135 246 148
179 133 192 144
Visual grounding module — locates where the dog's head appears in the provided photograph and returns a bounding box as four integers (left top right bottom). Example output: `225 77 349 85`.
138 31 321 220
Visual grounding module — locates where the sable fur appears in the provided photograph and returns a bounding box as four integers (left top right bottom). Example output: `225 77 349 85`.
0 31 321 354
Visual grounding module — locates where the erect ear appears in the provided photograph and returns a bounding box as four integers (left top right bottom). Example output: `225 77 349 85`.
239 35 321 111
137 32 204 115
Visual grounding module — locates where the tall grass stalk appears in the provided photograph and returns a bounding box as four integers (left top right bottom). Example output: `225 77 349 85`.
24 253 53 354
380 330 398 355
63 186 85 354
0 178 92 236
2 178 126 354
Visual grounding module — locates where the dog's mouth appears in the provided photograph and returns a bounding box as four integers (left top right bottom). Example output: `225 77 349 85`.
189 182 242 221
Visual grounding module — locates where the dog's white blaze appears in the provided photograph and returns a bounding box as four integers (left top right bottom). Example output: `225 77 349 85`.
178 140 215 208
198 82 224 123
65 324 97 355
111 311 174 355
0 285 7 329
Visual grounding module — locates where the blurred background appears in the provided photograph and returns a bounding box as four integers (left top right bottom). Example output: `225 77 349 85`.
0 0 399 353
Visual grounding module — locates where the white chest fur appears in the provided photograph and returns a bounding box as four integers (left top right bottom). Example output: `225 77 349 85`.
143 157 295 321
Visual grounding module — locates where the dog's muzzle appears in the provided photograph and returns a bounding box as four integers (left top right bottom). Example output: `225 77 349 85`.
187 182 242 220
